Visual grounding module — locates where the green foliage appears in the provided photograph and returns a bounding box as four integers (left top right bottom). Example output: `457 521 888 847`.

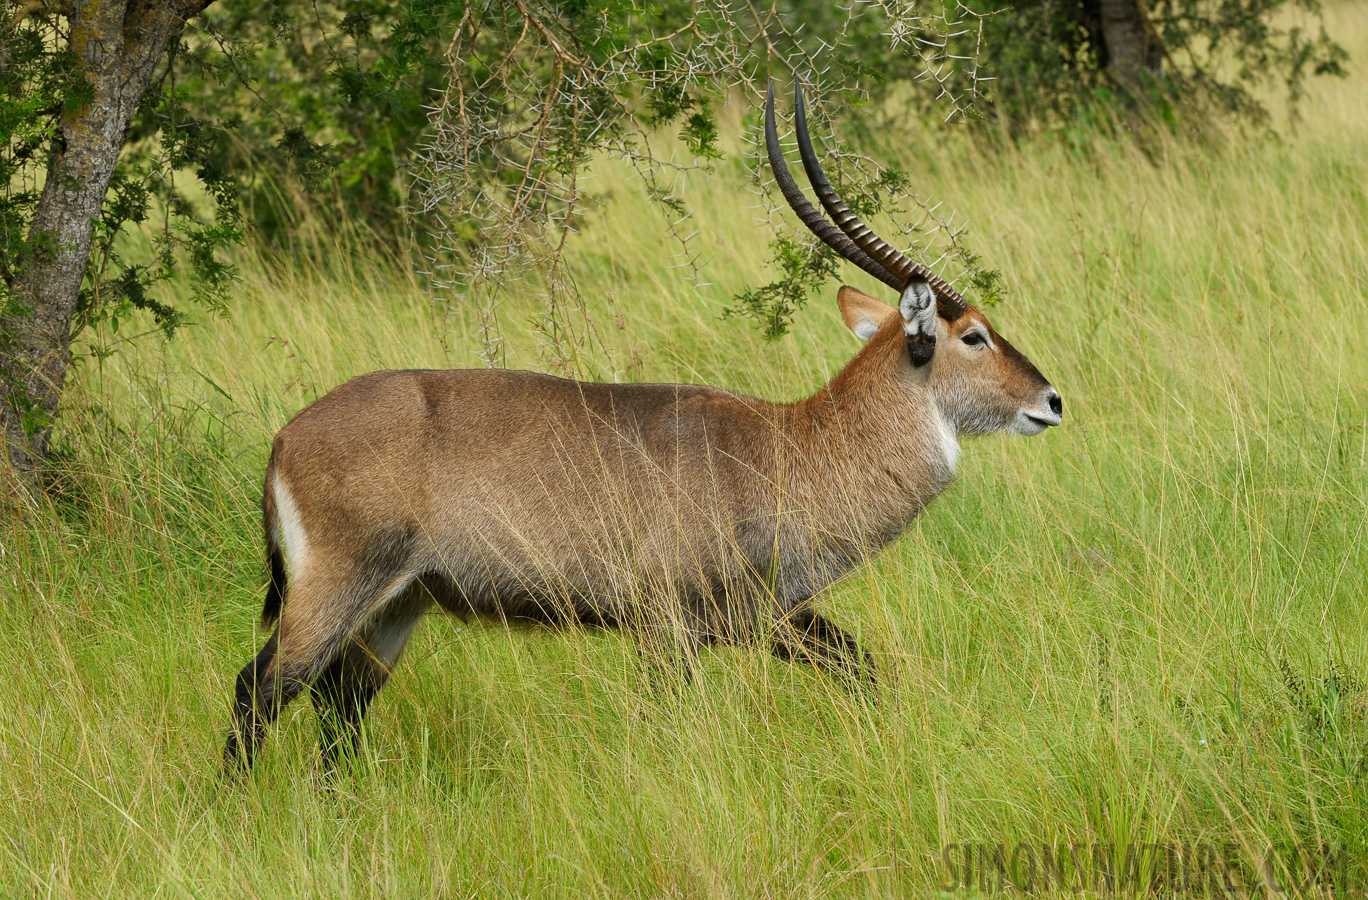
1152 0 1348 114
727 238 839 339
3 0 1348 375
2 0 469 367
0 4 242 358
175 0 458 244
415 0 993 365
3 0 994 366
946 0 1349 129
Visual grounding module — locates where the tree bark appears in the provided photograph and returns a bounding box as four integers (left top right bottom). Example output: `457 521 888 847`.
1 0 212 485
1098 0 1163 87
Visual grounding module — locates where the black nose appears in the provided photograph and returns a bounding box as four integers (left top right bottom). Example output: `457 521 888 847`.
1049 391 1063 416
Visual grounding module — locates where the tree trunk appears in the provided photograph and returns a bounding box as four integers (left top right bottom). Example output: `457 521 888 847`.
0 0 211 485
1098 0 1163 87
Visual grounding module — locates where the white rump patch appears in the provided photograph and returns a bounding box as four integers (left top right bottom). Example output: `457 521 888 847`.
273 474 310 576
899 282 937 339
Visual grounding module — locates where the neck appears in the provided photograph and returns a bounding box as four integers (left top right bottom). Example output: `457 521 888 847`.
778 328 959 552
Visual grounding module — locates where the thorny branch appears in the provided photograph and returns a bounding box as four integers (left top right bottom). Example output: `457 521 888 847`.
417 0 990 373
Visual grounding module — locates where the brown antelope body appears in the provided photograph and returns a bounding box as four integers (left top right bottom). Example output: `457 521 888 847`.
223 84 1062 771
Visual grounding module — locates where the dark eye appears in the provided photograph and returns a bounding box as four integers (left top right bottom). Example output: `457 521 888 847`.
962 331 986 347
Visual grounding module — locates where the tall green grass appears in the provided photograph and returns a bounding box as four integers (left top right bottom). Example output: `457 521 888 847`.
4 4 1367 895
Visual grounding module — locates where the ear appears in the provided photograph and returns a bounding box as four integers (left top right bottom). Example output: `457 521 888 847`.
837 286 899 341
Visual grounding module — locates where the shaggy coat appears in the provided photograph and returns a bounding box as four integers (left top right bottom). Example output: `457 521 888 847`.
223 288 1060 770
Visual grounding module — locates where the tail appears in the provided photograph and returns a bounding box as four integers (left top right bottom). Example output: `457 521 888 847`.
261 471 287 627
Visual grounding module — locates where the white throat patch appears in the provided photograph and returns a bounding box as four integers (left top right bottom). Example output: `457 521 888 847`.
930 403 960 473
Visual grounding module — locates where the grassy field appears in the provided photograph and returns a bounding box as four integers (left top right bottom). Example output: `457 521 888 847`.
4 5 1368 896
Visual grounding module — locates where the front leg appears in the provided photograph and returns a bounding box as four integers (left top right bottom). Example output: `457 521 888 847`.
770 607 875 687
635 610 701 692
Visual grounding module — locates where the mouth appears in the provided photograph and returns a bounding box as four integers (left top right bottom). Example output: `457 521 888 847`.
1012 408 1063 436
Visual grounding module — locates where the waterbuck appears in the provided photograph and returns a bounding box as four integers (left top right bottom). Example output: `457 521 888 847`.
223 83 1062 771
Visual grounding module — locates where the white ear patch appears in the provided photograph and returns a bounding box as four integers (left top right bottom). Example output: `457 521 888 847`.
853 318 880 341
900 282 937 339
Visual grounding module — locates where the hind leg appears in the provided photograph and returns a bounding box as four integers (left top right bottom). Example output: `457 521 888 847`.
632 596 703 692
313 588 431 770
223 566 414 773
771 607 875 687
223 628 294 772
637 628 701 692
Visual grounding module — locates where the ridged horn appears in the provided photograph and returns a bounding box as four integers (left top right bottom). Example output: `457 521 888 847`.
791 81 968 321
765 83 903 292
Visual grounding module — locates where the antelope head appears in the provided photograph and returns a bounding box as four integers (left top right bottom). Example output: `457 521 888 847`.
766 82 1063 438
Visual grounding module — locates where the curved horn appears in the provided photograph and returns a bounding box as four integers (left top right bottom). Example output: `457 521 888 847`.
764 83 903 293
792 81 968 321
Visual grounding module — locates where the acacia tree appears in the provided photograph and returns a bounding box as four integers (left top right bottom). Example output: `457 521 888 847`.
0 0 240 483
416 0 1001 366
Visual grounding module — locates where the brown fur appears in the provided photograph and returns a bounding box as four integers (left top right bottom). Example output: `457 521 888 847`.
222 288 1060 771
